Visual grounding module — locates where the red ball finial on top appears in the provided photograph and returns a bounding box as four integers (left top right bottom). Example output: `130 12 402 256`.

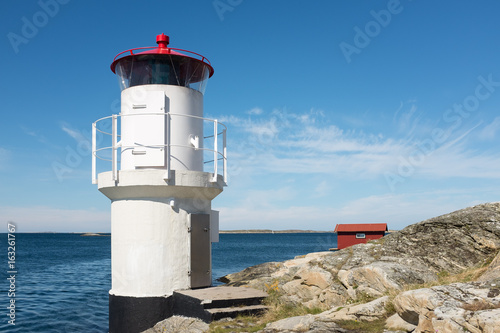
156 33 169 49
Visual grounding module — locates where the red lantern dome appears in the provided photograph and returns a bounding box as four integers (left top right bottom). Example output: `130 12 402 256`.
110 34 214 93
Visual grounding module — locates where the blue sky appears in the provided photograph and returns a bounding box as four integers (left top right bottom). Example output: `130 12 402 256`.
2 0 500 232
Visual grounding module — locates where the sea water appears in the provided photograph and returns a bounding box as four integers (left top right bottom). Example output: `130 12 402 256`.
0 232 336 332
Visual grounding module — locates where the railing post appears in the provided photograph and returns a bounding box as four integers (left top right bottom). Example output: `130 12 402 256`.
223 128 227 184
112 114 118 181
212 120 218 182
92 122 97 184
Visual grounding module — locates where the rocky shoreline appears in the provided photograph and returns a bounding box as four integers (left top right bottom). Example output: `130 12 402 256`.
144 202 500 332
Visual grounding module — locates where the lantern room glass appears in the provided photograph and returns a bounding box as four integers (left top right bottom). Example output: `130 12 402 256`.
115 54 210 94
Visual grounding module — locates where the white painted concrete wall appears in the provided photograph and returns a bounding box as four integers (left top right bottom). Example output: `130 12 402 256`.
109 197 212 297
99 169 223 298
120 85 204 172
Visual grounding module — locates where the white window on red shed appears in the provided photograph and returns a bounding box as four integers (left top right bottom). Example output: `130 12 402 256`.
356 233 366 239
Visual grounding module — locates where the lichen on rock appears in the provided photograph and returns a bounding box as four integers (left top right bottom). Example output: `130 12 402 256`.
221 202 500 332
221 203 500 309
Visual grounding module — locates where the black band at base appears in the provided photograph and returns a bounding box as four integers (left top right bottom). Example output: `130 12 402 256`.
109 293 174 333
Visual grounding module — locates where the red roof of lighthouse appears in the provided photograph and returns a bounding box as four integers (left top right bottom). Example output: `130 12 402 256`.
334 223 388 233
110 33 214 77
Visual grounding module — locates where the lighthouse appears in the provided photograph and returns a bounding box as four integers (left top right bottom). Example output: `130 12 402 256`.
92 34 226 333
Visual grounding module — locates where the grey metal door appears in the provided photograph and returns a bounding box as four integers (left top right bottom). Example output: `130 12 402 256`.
190 214 211 288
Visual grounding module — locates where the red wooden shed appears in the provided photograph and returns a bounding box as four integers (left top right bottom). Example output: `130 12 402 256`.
334 223 388 250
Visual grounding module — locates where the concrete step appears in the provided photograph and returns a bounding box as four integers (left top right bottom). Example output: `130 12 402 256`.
208 304 269 321
173 286 268 322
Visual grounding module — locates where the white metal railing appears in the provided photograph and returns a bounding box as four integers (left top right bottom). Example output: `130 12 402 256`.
92 112 227 185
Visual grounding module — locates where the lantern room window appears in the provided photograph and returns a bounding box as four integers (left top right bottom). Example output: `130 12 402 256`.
114 54 210 94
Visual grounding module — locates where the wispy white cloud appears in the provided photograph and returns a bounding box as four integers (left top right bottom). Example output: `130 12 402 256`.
21 125 48 144
281 125 400 154
313 180 330 198
479 116 500 140
392 100 426 137
0 147 10 169
244 117 280 139
226 107 500 181
60 122 88 144
0 147 9 158
235 186 298 209
246 107 263 115
417 145 500 178
0 206 110 232
219 190 494 231
227 115 404 179
217 107 500 231
219 204 328 231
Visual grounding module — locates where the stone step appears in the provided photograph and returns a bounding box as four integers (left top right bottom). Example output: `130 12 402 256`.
208 304 269 321
173 286 268 322
179 286 268 308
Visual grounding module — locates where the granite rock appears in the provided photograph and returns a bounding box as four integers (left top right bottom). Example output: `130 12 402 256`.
257 296 390 333
257 314 350 333
222 203 500 309
141 316 209 333
321 296 390 322
477 250 500 285
385 313 416 332
393 282 500 332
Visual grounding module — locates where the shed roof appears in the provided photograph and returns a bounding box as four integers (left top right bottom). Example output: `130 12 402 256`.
334 223 388 233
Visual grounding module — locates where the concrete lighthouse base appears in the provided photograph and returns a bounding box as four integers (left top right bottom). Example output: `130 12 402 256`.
98 169 224 333
109 294 174 333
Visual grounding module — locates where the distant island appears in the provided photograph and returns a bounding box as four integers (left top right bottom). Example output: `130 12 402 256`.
220 229 334 234
80 233 110 236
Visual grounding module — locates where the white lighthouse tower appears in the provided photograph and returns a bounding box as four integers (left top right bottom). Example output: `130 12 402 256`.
92 34 226 333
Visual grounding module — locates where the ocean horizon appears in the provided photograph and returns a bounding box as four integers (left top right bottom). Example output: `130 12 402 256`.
0 232 337 332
